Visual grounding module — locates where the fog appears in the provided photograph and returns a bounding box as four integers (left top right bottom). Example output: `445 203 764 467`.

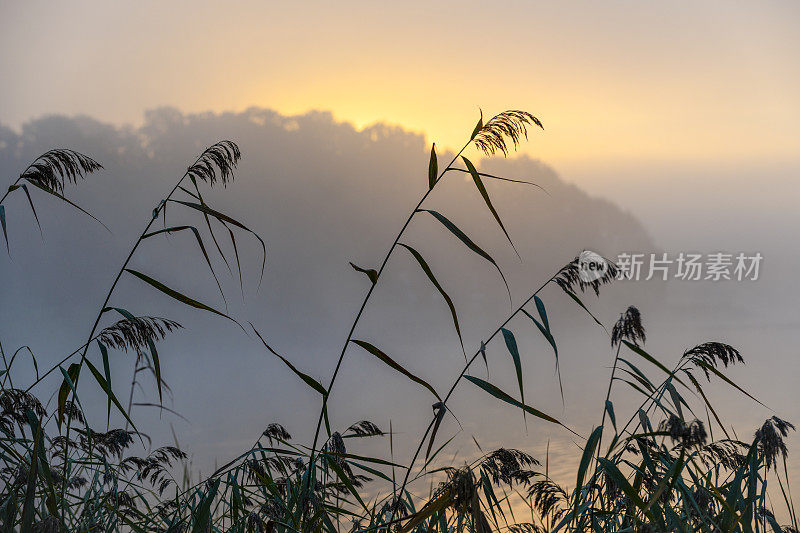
0 107 797 500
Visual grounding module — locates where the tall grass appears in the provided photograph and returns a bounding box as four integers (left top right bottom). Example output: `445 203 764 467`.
0 111 794 532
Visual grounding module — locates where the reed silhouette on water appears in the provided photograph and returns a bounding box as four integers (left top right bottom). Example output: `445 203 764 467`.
0 110 795 532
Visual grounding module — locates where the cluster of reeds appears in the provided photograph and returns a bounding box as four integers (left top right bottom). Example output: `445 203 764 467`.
0 111 794 532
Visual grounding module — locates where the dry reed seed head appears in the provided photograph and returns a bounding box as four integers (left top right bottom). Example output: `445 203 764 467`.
345 420 384 437
659 415 708 448
20 149 103 194
48 435 76 459
187 140 241 186
322 431 357 480
756 416 795 470
68 475 88 490
245 458 269 483
440 466 479 508
683 342 744 378
690 486 713 518
642 472 675 505
79 428 135 458
698 440 749 470
380 495 409 522
527 479 568 519
63 400 84 424
327 431 346 457
262 422 291 443
472 111 543 157
98 316 182 353
553 255 618 296
151 445 188 465
122 448 187 494
107 491 138 510
480 448 540 486
0 388 46 432
611 306 646 347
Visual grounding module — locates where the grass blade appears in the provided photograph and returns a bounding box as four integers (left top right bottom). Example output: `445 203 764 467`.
0 205 7 252
425 402 447 462
25 180 109 231
622 340 687 388
11 184 42 234
351 339 440 400
470 110 484 140
398 243 465 360
97 341 112 426
57 363 81 429
142 225 226 302
85 358 139 434
125 268 236 324
597 457 653 520
464 375 577 436
428 143 438 190
252 326 327 396
573 426 603 520
172 199 266 287
501 328 526 425
461 156 519 258
349 262 378 284
418 209 511 304
521 305 563 402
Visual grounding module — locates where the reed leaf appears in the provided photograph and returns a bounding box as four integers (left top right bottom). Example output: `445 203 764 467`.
142 225 225 301
417 209 511 303
84 358 139 434
170 200 266 285
463 376 573 434
573 426 603 520
351 340 440 400
425 402 447 462
398 243 465 360
252 326 327 396
124 268 235 323
428 143 438 190
500 328 526 424
0 206 7 252
349 262 378 284
57 363 81 429
461 156 519 258
25 180 107 229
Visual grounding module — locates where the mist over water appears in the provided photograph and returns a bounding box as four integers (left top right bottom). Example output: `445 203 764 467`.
0 107 797 510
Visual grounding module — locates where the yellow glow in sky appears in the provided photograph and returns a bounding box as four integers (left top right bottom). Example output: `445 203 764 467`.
2 0 799 169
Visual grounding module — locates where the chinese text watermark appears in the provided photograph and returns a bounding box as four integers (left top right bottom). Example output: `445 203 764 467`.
615 252 763 281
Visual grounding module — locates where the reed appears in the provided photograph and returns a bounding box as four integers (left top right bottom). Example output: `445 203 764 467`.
0 111 794 532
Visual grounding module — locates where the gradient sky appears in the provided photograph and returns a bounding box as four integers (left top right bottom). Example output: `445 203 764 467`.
2 1 799 170
1 0 799 522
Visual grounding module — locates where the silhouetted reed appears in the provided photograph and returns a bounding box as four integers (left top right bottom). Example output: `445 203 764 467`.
0 111 794 532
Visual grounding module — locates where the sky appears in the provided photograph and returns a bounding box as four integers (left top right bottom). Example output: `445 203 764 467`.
2 1 799 169
1 0 799 522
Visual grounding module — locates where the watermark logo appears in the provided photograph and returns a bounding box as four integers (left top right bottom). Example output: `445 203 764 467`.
615 252 763 281
578 250 610 283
